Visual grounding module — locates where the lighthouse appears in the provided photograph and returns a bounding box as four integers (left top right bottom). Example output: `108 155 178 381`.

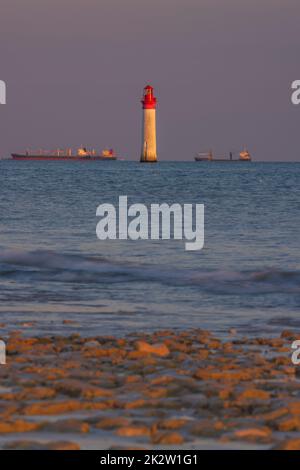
140 85 157 162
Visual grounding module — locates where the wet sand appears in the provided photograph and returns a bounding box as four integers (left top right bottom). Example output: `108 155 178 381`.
0 328 299 450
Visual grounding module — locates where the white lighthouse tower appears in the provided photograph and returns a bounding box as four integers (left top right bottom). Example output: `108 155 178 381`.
140 85 157 162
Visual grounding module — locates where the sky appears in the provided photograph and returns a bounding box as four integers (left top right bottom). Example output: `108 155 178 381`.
0 0 299 161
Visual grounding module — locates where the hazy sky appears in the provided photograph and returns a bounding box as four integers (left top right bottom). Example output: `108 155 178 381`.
0 0 299 161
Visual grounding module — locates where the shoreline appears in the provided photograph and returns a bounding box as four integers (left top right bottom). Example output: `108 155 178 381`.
0 327 299 450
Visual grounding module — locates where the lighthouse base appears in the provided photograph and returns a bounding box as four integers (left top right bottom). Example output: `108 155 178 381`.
140 156 158 163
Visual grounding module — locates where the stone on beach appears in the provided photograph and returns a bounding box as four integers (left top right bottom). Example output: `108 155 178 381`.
4 440 80 450
275 438 300 450
277 416 300 432
157 418 189 430
0 420 40 433
94 417 132 429
22 400 83 415
236 389 270 401
232 427 272 441
54 379 113 399
152 431 184 445
135 341 170 357
116 425 150 437
41 419 90 433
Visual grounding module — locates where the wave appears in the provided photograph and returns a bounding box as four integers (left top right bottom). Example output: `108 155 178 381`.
0 249 299 295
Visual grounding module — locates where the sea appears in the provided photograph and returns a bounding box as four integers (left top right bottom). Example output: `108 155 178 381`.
0 160 299 337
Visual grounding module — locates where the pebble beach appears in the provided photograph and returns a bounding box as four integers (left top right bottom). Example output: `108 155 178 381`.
0 328 299 450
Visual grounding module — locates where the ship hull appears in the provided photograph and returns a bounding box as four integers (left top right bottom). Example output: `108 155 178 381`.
195 158 251 162
11 154 117 161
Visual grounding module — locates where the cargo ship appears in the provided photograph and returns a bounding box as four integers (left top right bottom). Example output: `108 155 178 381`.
11 147 117 161
195 149 252 162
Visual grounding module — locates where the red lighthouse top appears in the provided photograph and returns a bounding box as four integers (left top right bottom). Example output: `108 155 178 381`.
141 85 157 109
